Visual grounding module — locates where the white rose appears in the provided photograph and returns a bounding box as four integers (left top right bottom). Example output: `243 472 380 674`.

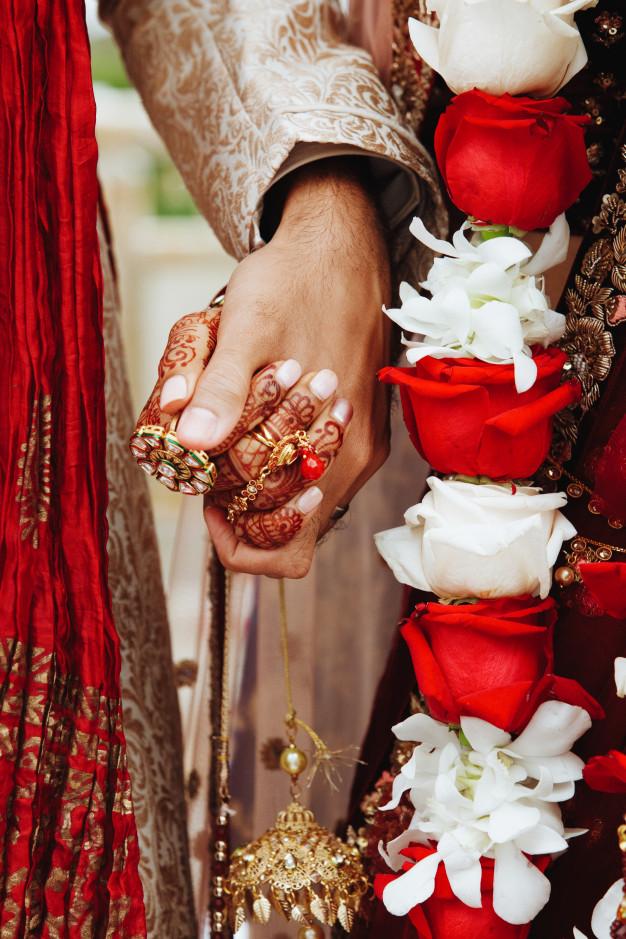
374 477 576 599
409 0 598 98
615 658 626 698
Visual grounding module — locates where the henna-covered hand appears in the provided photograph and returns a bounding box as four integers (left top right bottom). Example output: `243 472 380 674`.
141 158 392 577
136 305 222 430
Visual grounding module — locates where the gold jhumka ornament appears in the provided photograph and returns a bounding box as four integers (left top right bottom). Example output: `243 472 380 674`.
225 580 370 934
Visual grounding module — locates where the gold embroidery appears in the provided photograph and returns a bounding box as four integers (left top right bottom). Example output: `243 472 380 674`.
552 145 626 458
0 638 140 936
16 392 52 547
391 0 436 135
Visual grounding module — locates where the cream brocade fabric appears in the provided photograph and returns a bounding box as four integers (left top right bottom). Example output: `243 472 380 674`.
100 214 197 939
101 0 443 268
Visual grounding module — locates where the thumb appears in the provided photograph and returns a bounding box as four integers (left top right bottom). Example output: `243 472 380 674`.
176 344 253 451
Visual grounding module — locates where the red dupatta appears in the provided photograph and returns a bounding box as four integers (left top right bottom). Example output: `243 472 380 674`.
0 2 146 934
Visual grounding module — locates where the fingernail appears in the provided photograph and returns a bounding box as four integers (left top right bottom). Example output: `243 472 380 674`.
296 486 323 514
177 407 218 444
160 374 187 409
275 359 302 389
330 398 353 426
309 369 338 401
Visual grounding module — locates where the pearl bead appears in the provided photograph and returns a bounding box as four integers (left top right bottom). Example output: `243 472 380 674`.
554 566 575 586
297 926 325 939
280 745 308 776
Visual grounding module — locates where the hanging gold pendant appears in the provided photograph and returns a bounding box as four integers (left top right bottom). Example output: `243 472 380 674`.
227 797 369 932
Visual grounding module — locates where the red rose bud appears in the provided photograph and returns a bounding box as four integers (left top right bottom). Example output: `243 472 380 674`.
379 349 580 480
401 597 602 734
434 90 592 231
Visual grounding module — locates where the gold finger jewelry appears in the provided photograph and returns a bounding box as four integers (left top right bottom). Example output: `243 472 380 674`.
130 414 217 495
129 291 225 494
250 423 277 449
227 430 323 523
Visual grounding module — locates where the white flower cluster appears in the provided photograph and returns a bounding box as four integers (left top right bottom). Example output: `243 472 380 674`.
384 217 569 392
409 0 598 98
380 702 591 925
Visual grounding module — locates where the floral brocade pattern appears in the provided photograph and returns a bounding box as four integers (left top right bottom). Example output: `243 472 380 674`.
99 213 196 939
100 0 445 268
0 639 143 939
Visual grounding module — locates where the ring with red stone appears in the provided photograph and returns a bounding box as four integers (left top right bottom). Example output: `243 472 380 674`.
250 425 325 481
129 414 217 495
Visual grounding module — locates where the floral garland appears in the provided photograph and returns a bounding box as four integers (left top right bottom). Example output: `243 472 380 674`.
371 2 626 937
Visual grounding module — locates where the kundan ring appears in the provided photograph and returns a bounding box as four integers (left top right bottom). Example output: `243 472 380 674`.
129 414 218 495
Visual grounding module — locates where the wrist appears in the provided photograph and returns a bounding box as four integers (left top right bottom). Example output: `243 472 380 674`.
264 157 386 246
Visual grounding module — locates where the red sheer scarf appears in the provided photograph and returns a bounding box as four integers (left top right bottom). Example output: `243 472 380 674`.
0 2 145 934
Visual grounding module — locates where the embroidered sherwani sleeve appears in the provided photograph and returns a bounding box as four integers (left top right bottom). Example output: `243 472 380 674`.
100 0 445 273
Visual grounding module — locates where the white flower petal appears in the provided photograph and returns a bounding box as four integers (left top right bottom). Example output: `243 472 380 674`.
591 879 624 939
381 830 429 872
410 216 459 257
514 823 569 855
493 842 551 925
408 17 441 71
392 712 457 747
466 262 514 301
487 802 541 844
524 213 570 276
382 851 441 916
573 928 589 938
461 716 511 754
374 524 430 591
615 657 626 697
477 236 532 269
510 702 592 758
513 350 538 393
445 858 483 908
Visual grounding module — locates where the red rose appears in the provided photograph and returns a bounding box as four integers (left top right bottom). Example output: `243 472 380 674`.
583 750 626 793
379 349 580 480
401 597 602 734
375 848 549 939
434 90 592 230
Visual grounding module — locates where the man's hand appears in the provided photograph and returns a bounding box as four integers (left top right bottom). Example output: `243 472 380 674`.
157 159 392 577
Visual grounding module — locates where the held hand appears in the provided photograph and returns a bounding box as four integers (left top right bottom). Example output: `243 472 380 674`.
158 160 392 577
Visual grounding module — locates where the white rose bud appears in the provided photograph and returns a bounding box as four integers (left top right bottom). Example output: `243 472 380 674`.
410 0 598 99
374 477 576 599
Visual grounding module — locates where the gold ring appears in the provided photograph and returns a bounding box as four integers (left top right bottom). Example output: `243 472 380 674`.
250 423 278 449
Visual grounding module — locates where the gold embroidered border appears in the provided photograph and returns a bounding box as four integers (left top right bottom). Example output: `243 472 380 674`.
0 637 139 937
16 393 52 548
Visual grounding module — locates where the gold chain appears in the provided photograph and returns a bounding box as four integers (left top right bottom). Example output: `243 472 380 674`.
227 430 312 523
